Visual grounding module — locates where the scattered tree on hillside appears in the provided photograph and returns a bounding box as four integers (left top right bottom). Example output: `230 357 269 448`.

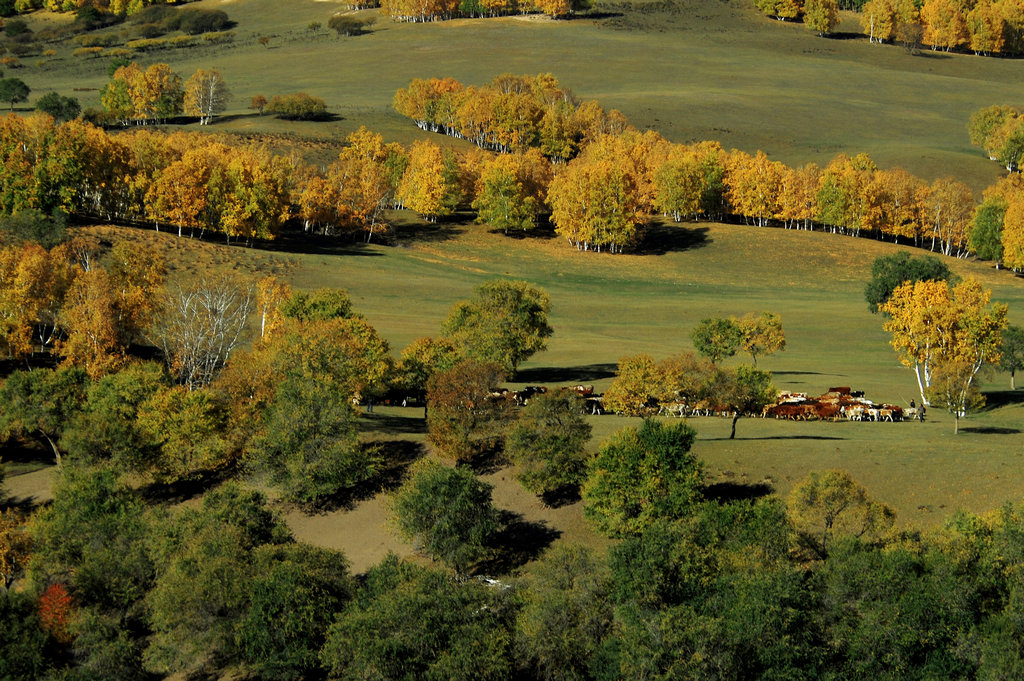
426 359 512 462
183 68 230 125
391 462 501 573
0 77 28 110
882 277 1007 405
738 311 786 366
999 324 1024 389
506 391 592 496
788 470 895 558
864 250 957 314
34 92 80 122
927 359 987 433
718 364 777 439
441 279 553 375
582 419 703 538
264 92 326 120
691 317 743 364
804 0 840 35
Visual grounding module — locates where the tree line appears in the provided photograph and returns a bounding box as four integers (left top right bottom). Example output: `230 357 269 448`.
755 0 1024 56
3 74 1024 262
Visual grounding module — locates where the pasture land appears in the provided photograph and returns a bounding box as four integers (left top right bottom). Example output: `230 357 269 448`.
2 217 1017 573
11 0 1024 192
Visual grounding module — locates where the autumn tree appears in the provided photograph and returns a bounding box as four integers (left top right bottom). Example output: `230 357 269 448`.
472 149 552 234
602 353 666 417
547 152 642 253
737 311 786 365
998 324 1024 389
691 317 743 364
391 461 501 573
397 140 459 221
426 359 513 462
788 470 895 558
920 0 968 50
804 0 839 35
101 62 183 124
862 0 919 43
755 0 802 20
183 68 230 125
0 509 31 590
506 391 592 496
882 277 1008 405
441 279 553 375
927 359 987 433
396 335 461 402
582 419 703 538
136 385 232 483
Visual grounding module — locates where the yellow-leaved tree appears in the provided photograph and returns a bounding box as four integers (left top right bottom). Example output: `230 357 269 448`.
882 277 1007 407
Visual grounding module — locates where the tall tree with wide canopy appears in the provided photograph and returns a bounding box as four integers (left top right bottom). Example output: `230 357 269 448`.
441 279 552 375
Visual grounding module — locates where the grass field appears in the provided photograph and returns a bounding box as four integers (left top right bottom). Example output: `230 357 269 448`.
6 0 1024 573
4 216 1014 572
11 0 1024 193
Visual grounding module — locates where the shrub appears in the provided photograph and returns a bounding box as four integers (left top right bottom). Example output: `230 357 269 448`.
0 57 21 68
126 37 167 51
7 43 39 57
178 8 230 35
265 92 328 120
328 14 375 36
202 30 234 44
3 19 29 38
169 35 196 47
135 22 167 39
103 48 133 58
35 92 81 122
42 49 55 56
130 5 178 25
73 46 105 57
74 33 121 47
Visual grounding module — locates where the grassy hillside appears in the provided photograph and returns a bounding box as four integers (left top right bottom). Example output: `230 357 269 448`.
11 0 1024 193
13 216 1013 573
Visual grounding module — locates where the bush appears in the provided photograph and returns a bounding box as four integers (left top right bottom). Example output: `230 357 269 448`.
506 391 592 496
74 33 121 47
73 46 105 57
130 5 178 25
126 37 167 51
103 48 133 58
3 19 29 38
0 57 21 68
135 22 167 39
35 92 81 122
178 8 230 35
202 30 234 44
169 35 196 47
265 92 328 120
328 14 375 36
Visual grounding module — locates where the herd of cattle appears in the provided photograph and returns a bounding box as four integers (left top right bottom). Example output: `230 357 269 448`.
484 385 921 422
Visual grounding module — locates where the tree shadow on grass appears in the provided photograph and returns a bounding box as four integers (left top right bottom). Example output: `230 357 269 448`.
772 370 834 377
1 495 39 513
359 411 427 436
515 363 617 384
981 390 1024 411
540 484 581 508
703 480 773 504
258 230 383 257
477 510 561 575
702 435 845 441
637 223 710 255
492 223 558 241
468 445 507 476
959 426 1022 435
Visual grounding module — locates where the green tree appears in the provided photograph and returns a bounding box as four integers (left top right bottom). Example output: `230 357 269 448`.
249 372 377 505
787 470 895 559
517 544 613 681
864 250 957 314
719 364 777 439
135 385 232 483
321 555 516 680
602 353 666 417
970 195 1006 267
426 359 513 463
236 543 353 680
0 367 88 466
0 78 29 110
391 461 500 573
0 209 68 248
396 335 461 402
691 317 743 363
582 420 703 538
0 589 56 681
60 361 165 471
34 92 80 122
506 391 592 496
441 279 553 375
144 484 290 678
999 324 1024 389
